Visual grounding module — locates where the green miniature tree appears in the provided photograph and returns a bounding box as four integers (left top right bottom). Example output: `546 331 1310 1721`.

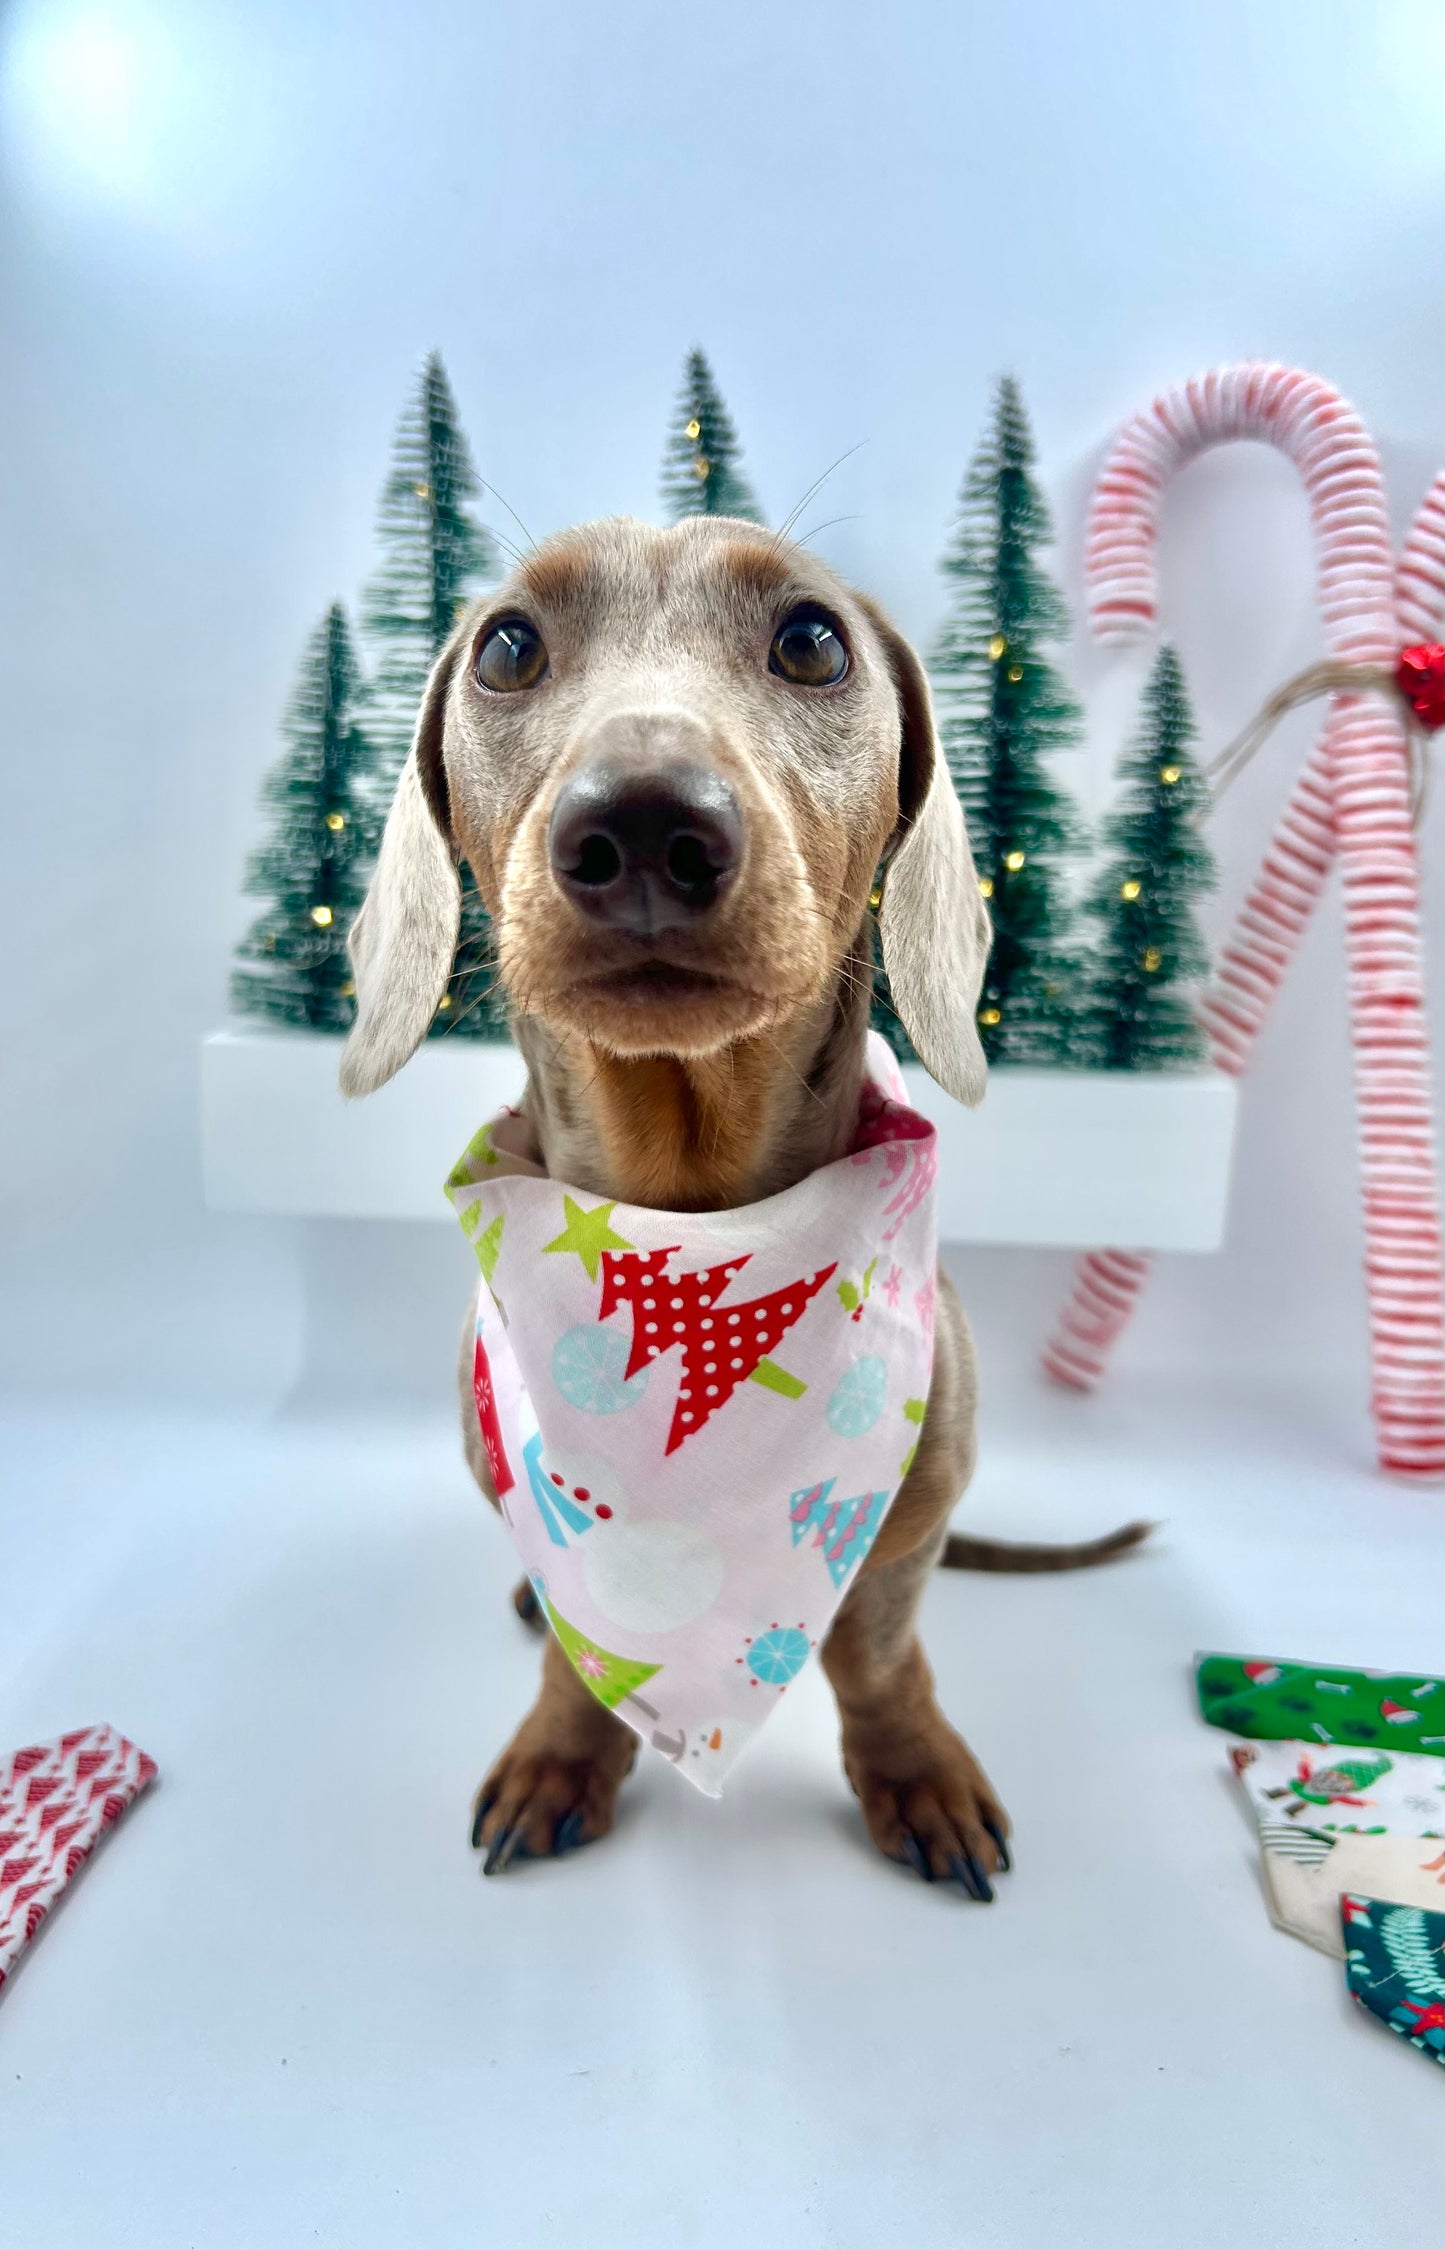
930 376 1088 1064
361 351 509 1036
231 604 377 1031
1080 646 1215 1068
661 348 765 523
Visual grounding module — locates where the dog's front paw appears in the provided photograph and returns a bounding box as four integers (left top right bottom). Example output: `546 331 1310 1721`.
842 1719 1011 1899
470 1728 635 1876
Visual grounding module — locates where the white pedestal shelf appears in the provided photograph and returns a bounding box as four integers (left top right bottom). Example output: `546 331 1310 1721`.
200 1025 1237 1251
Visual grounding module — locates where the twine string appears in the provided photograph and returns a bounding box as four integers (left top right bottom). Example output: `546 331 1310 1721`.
1206 660 1429 825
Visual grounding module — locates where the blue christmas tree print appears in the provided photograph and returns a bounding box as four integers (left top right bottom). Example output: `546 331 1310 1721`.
790 1479 837 1547
826 1355 888 1437
789 1480 889 1585
552 1321 650 1415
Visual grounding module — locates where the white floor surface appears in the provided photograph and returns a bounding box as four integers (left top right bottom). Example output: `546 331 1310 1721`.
2 1369 1441 2249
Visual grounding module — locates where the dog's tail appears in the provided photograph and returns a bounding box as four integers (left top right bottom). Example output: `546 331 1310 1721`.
937 1519 1156 1573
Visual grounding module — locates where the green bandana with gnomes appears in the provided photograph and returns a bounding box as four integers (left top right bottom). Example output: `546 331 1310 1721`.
445 1033 938 1795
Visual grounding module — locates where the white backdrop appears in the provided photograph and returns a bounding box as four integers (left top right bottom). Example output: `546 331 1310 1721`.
2 0 1442 1463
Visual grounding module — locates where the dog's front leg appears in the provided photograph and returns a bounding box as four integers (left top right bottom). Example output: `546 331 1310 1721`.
471 1631 639 1874
458 1308 638 1874
819 1275 1011 1897
820 1545 1009 1896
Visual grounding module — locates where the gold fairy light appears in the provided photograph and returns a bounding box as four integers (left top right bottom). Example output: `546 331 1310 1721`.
414 481 431 500
685 419 702 441
978 876 994 898
1004 849 1025 871
1160 766 1181 785
694 457 711 480
437 992 453 1011
325 811 346 832
988 635 1007 661
979 1007 1002 1026
310 904 334 928
1142 947 1162 972
1120 879 1141 901
1007 664 1023 683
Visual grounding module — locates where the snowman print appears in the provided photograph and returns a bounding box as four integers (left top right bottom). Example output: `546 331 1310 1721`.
581 1486 725 1634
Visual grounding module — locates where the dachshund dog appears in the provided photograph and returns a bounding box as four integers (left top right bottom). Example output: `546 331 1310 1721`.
340 514 1145 1894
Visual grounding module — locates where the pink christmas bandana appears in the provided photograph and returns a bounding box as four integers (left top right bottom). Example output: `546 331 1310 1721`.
446 1033 938 1795
0 1725 157 1993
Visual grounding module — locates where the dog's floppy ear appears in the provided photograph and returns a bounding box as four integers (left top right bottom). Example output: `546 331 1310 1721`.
339 637 463 1098
858 596 990 1108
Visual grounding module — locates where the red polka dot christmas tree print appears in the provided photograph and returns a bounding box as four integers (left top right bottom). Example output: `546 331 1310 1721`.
598 1248 837 1454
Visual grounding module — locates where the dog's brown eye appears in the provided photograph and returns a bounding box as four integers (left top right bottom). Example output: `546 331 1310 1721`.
769 607 849 687
476 617 548 693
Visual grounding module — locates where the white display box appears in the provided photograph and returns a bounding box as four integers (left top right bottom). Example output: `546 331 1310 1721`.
200 1025 1237 1251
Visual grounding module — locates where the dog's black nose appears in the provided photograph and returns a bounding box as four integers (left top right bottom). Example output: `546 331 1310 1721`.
548 763 743 934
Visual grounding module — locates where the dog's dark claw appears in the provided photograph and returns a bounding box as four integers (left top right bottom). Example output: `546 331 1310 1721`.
512 1577 542 1629
983 1818 1011 1873
554 1809 584 1857
950 1851 995 1902
470 1790 498 1850
899 1832 934 1883
482 1824 528 1877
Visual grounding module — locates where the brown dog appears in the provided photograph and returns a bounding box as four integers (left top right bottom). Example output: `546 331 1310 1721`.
339 514 1144 1895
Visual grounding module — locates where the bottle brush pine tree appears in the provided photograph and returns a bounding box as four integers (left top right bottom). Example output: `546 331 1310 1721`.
661 349 765 524
929 376 1088 1064
361 351 509 1036
231 604 377 1031
1081 645 1215 1068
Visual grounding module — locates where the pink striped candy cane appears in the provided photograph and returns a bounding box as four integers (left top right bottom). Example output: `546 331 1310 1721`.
1041 362 1445 1478
1046 465 1445 1435
1397 475 1445 644
1047 466 1445 1409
